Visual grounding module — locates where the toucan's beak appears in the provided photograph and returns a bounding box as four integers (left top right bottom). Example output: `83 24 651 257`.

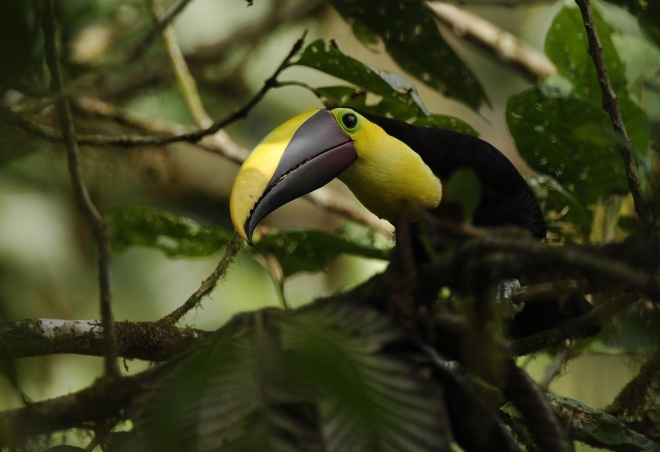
230 109 357 244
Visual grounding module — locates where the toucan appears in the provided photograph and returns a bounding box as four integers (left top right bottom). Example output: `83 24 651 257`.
230 107 546 244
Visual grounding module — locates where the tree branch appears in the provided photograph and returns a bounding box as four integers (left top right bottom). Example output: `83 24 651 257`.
426 2 555 81
0 319 206 361
0 370 154 448
575 0 652 229
42 0 119 378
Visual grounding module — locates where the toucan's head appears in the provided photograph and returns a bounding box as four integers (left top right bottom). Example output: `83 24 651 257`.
230 107 442 244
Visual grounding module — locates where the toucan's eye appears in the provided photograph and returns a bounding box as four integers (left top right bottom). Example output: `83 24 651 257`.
342 113 358 130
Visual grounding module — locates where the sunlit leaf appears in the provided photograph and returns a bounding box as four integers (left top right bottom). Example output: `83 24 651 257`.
252 228 391 277
105 205 233 257
328 0 489 110
296 39 429 115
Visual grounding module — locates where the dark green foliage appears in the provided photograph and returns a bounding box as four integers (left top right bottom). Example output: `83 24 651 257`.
506 6 657 240
314 86 478 136
3 2 660 451
296 39 430 115
135 301 450 451
508 87 630 206
328 0 489 110
252 227 390 277
544 6 649 156
442 168 482 219
106 205 234 257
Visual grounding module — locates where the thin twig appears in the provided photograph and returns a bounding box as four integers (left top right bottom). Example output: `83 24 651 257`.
160 233 245 325
154 0 212 128
575 0 652 228
41 0 120 378
166 29 308 144
26 0 194 114
21 30 307 149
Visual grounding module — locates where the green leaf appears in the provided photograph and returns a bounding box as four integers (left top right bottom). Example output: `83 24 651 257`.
351 22 380 51
546 7 625 104
328 0 489 110
411 114 479 137
135 302 451 451
545 6 649 155
525 174 592 241
105 205 233 257
135 309 320 451
507 86 630 207
296 39 429 115
315 85 478 136
547 394 660 451
252 228 391 277
287 300 451 451
442 168 482 218
612 33 660 121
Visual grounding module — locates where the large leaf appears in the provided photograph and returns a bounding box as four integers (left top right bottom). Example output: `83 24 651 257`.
545 6 649 155
134 302 451 451
252 227 391 277
135 309 320 451
295 39 430 115
508 6 654 237
547 394 660 451
328 0 489 110
105 204 233 257
315 85 478 136
287 300 451 451
507 86 629 207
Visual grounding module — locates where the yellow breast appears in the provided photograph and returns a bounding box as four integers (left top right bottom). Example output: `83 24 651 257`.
337 123 442 222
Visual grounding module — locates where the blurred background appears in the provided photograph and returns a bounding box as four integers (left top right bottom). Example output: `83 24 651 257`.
0 1 643 449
